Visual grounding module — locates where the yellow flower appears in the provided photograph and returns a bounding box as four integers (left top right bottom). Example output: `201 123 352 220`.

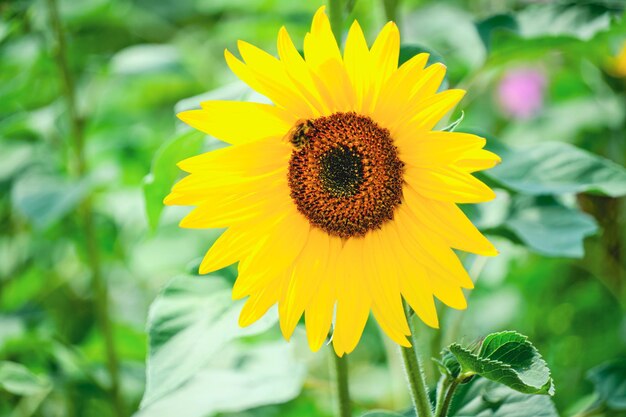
611 42 626 77
166 7 500 356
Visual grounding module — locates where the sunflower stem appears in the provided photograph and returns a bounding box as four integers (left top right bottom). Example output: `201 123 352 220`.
400 302 434 417
45 1 125 416
331 351 352 417
328 0 344 42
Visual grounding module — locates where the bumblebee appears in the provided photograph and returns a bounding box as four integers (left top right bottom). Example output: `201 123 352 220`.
286 119 314 149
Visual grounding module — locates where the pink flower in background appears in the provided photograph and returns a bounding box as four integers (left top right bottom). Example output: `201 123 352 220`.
497 68 547 119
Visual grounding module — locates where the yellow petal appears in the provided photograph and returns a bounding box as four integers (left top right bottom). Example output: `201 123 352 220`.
225 48 313 119
398 131 486 168
305 236 342 351
395 89 466 140
165 167 286 206
372 53 428 125
177 136 290 174
277 27 327 115
178 181 290 229
405 165 496 204
177 102 292 145
403 186 498 256
238 211 310 289
279 228 329 340
343 20 370 111
384 225 439 328
363 22 400 113
396 205 474 289
455 149 501 172
332 239 371 356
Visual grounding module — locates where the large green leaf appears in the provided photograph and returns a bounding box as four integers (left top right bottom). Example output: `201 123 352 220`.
503 196 598 258
361 412 405 417
448 331 554 395
587 360 626 411
0 361 51 396
142 130 204 230
137 275 306 417
476 14 518 51
451 379 558 417
10 173 91 229
486 141 626 197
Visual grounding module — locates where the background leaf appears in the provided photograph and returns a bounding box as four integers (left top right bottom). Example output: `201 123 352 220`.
485 141 626 197
451 379 558 417
502 196 598 258
142 130 204 231
138 275 306 417
0 361 51 396
586 360 626 411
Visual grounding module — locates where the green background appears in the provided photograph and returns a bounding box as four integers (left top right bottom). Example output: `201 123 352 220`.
1 0 625 416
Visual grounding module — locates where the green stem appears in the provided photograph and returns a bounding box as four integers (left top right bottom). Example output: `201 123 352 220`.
400 303 434 417
45 1 125 416
328 0 344 42
382 0 401 23
434 378 460 417
331 351 352 417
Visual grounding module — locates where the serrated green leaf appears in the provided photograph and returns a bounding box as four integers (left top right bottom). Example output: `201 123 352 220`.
139 275 306 417
486 141 626 197
0 361 51 396
587 360 626 411
142 130 204 231
448 331 554 395
434 348 461 379
451 378 558 417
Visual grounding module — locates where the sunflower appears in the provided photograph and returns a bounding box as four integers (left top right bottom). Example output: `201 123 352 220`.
166 6 500 356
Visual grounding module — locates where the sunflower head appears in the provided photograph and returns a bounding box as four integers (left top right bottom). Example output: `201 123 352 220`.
166 6 500 356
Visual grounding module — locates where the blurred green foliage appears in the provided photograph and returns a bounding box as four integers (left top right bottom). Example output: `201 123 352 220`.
1 0 626 416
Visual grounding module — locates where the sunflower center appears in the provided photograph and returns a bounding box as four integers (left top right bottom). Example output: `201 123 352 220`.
287 112 404 239
319 146 364 197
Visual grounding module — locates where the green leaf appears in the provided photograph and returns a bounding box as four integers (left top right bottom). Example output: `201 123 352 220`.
361 412 405 417
486 141 626 197
11 173 91 229
0 361 51 396
587 360 626 411
448 331 554 395
451 378 558 417
476 14 518 51
434 348 462 379
138 275 306 417
142 130 204 230
503 196 598 258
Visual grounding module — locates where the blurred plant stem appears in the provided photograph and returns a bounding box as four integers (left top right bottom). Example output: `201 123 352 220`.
400 302 434 417
45 1 126 416
331 350 352 417
328 0 344 42
383 0 401 23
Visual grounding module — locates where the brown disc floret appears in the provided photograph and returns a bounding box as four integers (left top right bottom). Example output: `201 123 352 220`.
287 112 404 239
